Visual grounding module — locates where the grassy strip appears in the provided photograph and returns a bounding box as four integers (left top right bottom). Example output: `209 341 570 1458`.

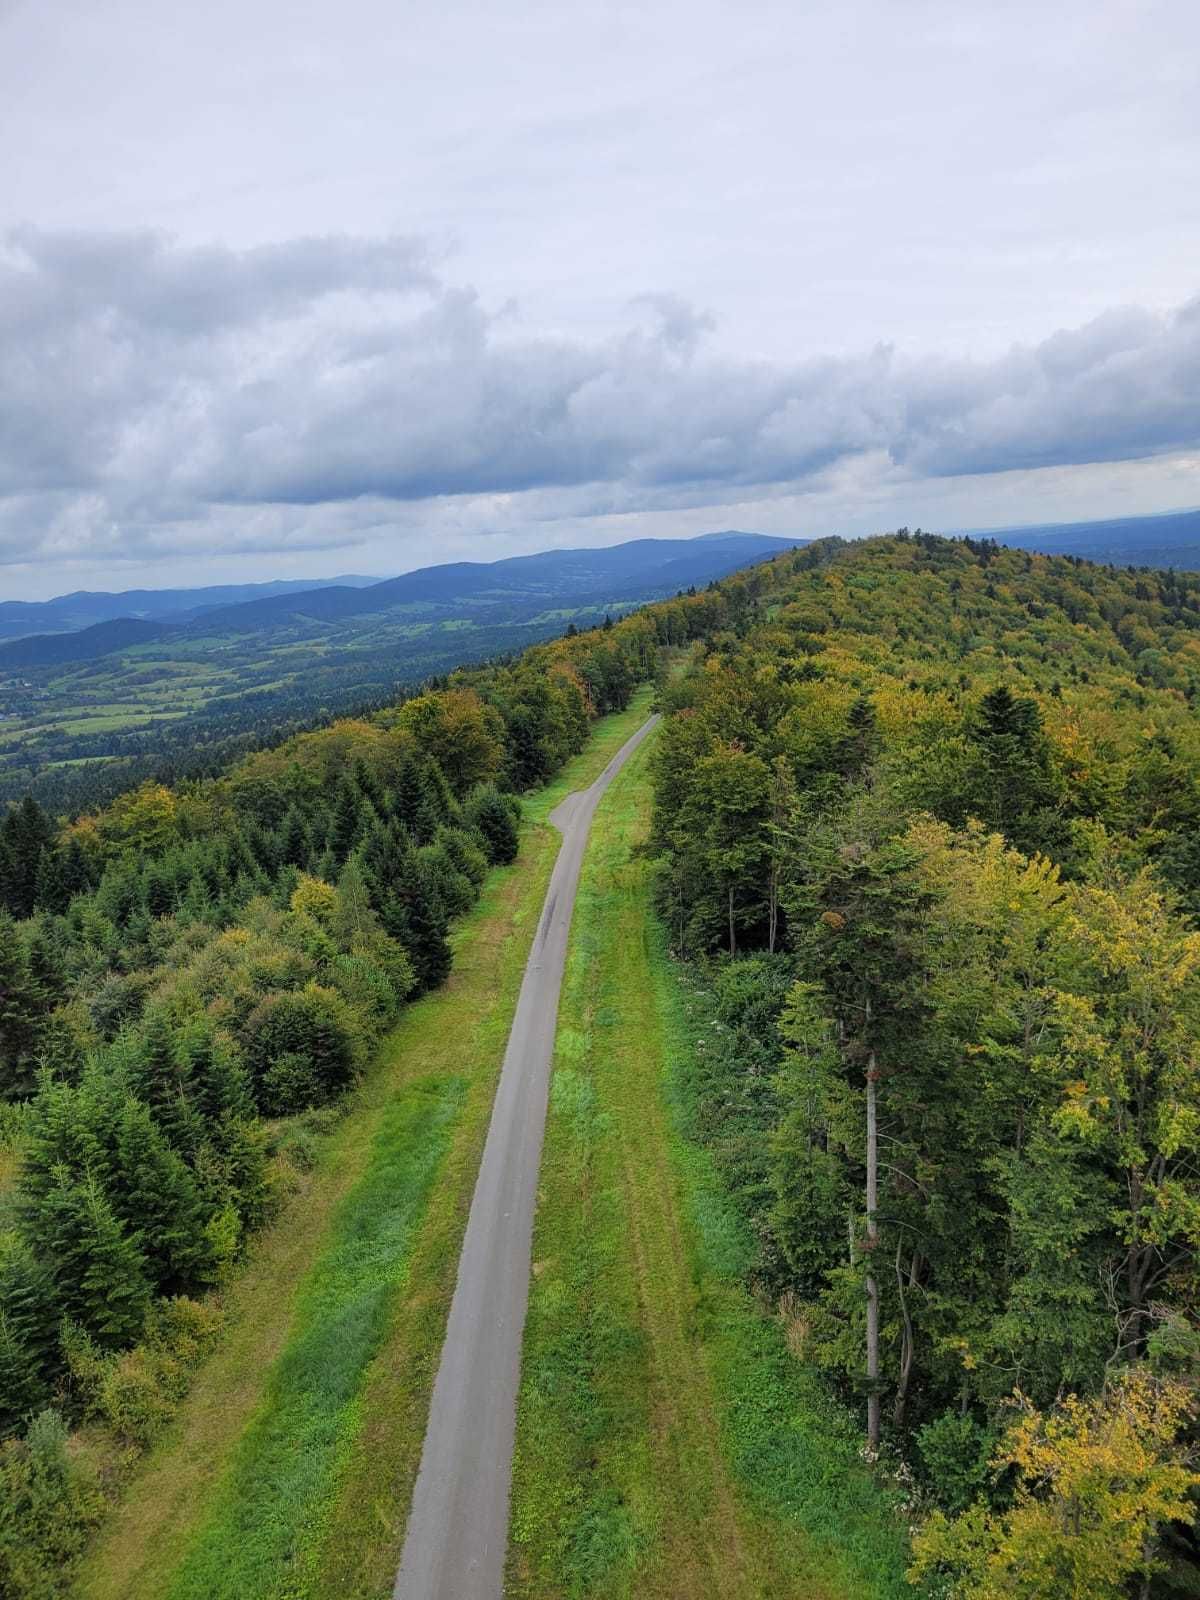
164 1078 465 1598
77 686 655 1600
658 961 915 1598
508 732 912 1600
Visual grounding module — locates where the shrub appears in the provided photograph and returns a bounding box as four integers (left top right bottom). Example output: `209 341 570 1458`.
242 985 359 1111
260 1051 321 1117
0 1409 105 1599
916 1410 996 1514
63 1298 223 1448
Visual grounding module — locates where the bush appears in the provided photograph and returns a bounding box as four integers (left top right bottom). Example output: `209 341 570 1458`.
0 1409 105 1599
63 1298 223 1448
916 1409 996 1514
242 985 359 1111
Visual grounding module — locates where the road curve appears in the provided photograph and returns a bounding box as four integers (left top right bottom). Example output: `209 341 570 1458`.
395 713 661 1600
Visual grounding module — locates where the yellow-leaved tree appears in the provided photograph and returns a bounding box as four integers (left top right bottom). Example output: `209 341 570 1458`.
909 1370 1198 1599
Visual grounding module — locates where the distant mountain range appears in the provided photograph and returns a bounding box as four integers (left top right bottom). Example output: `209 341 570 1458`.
0 575 376 644
0 530 813 812
962 507 1200 570
0 532 804 671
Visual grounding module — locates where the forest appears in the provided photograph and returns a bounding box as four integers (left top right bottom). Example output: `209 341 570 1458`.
650 533 1200 1596
3 530 1200 1597
0 607 657 1595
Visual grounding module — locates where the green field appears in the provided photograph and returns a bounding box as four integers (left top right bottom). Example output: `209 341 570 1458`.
78 689 656 1600
507 727 913 1600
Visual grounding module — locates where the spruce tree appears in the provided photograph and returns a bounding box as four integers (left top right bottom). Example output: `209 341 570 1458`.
392 754 440 844
0 1312 47 1435
329 776 364 862
0 1237 61 1384
464 785 520 864
0 799 54 918
378 848 451 992
278 806 312 870
113 1098 212 1294
0 918 41 1098
35 1171 150 1349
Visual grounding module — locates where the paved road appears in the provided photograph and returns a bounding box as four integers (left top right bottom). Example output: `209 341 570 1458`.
394 713 661 1600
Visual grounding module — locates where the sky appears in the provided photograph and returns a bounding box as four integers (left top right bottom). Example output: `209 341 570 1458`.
1 0 1198 599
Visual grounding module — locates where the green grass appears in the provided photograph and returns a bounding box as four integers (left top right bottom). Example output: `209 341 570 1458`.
78 686 657 1600
508 729 914 1600
164 1078 464 1599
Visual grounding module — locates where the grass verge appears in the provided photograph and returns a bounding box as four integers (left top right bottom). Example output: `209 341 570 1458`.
507 729 913 1600
78 686 656 1600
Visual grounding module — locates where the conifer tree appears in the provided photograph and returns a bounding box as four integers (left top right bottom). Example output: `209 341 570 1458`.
0 1237 61 1387
329 775 364 862
34 1170 150 1349
372 840 452 992
464 784 520 865
0 1312 46 1435
278 806 313 870
0 917 41 1098
113 1097 212 1294
0 798 54 918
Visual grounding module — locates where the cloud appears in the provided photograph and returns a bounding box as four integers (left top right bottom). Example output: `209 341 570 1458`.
1 226 1198 571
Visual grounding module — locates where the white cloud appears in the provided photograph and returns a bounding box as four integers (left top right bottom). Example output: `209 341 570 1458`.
0 227 1197 582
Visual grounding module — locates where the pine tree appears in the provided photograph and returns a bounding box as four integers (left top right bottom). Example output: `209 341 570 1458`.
126 1014 203 1158
967 684 1061 851
176 1021 253 1125
329 776 364 863
391 754 440 844
33 848 72 915
277 806 313 870
60 836 94 902
0 798 55 918
0 1312 47 1435
0 1236 61 1385
34 1170 150 1349
23 921 65 1013
113 1098 212 1294
0 915 42 1097
377 849 451 992
464 785 520 865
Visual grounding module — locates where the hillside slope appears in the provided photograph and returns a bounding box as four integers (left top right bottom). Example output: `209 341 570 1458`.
0 576 375 642
0 531 804 812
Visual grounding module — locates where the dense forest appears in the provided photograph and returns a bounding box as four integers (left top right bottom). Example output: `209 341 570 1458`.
651 533 1200 1596
0 608 657 1594
4 530 1200 1596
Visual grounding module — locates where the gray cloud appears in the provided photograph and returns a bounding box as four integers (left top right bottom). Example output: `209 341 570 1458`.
0 226 1198 572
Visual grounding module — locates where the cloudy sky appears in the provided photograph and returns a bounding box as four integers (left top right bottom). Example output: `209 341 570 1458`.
1 0 1198 598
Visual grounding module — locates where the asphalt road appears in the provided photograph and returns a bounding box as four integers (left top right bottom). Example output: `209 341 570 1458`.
394 713 661 1600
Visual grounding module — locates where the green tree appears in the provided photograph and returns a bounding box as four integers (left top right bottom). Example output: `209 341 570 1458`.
33 1171 150 1349
113 1097 213 1294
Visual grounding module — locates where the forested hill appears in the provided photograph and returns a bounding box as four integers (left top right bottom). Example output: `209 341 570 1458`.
3 531 1200 1593
649 531 1200 1594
